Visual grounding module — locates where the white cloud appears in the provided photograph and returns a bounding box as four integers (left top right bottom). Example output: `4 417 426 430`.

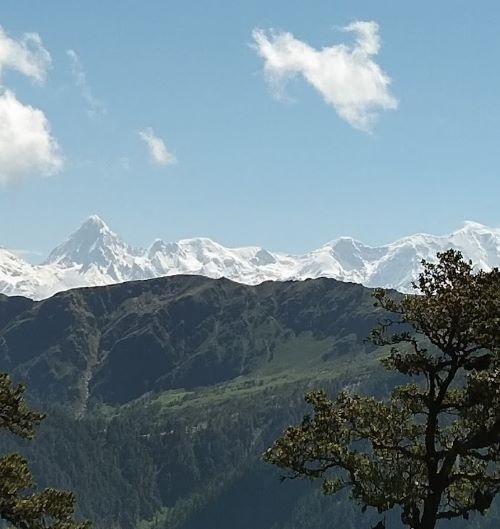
0 26 61 184
0 25 51 83
252 21 397 131
138 127 177 166
66 49 105 118
0 89 62 185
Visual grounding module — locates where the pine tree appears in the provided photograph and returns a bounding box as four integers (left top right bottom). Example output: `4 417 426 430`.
0 372 90 529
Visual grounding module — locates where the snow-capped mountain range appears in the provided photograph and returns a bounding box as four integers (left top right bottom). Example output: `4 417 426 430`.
1 216 500 300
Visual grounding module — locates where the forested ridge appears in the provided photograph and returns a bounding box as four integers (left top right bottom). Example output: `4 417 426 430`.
0 275 499 528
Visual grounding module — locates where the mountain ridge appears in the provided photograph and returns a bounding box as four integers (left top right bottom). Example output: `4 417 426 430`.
0 274 381 412
2 216 500 299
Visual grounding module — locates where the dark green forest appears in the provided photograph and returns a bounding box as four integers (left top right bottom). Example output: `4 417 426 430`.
0 275 499 528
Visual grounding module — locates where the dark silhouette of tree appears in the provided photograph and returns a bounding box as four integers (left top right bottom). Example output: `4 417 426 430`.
264 250 500 529
0 372 89 529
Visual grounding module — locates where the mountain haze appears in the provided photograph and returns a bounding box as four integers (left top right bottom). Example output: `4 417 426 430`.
2 217 500 299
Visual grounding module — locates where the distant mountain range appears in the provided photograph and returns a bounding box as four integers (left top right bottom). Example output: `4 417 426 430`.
1 215 500 299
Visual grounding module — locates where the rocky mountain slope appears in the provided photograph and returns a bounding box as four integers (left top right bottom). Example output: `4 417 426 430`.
2 216 500 299
0 274 381 412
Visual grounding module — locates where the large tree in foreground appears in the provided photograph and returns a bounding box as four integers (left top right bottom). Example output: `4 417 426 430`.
264 250 500 529
0 372 89 529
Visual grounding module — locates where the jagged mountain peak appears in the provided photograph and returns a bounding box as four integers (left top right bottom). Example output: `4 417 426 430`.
66 214 115 242
43 215 140 270
82 213 108 228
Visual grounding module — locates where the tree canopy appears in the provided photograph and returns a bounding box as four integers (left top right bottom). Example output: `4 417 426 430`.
264 249 500 529
0 372 89 529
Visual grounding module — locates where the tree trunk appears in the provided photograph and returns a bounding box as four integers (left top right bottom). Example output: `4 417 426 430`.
418 494 440 529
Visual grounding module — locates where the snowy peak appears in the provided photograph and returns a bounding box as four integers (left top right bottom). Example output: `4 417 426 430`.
325 237 382 272
147 239 176 257
146 237 282 282
460 220 490 231
0 248 33 296
2 217 500 300
44 215 138 271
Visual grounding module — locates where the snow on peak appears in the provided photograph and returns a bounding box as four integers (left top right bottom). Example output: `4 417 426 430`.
44 216 136 271
2 217 500 300
461 220 490 231
83 214 109 228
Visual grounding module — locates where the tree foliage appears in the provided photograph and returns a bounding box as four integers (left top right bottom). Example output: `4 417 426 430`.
264 250 500 529
0 372 89 529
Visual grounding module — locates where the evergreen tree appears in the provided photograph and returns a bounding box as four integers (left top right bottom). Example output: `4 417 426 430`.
0 372 89 529
264 250 500 529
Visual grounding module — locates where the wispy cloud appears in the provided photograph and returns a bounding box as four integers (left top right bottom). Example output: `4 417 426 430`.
67 49 105 118
252 21 397 132
0 26 62 185
138 127 177 166
0 25 51 82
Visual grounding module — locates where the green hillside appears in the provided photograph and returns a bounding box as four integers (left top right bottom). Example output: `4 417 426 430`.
0 275 382 410
0 276 498 529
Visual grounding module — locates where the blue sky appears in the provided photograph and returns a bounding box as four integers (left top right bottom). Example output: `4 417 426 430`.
0 0 499 260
